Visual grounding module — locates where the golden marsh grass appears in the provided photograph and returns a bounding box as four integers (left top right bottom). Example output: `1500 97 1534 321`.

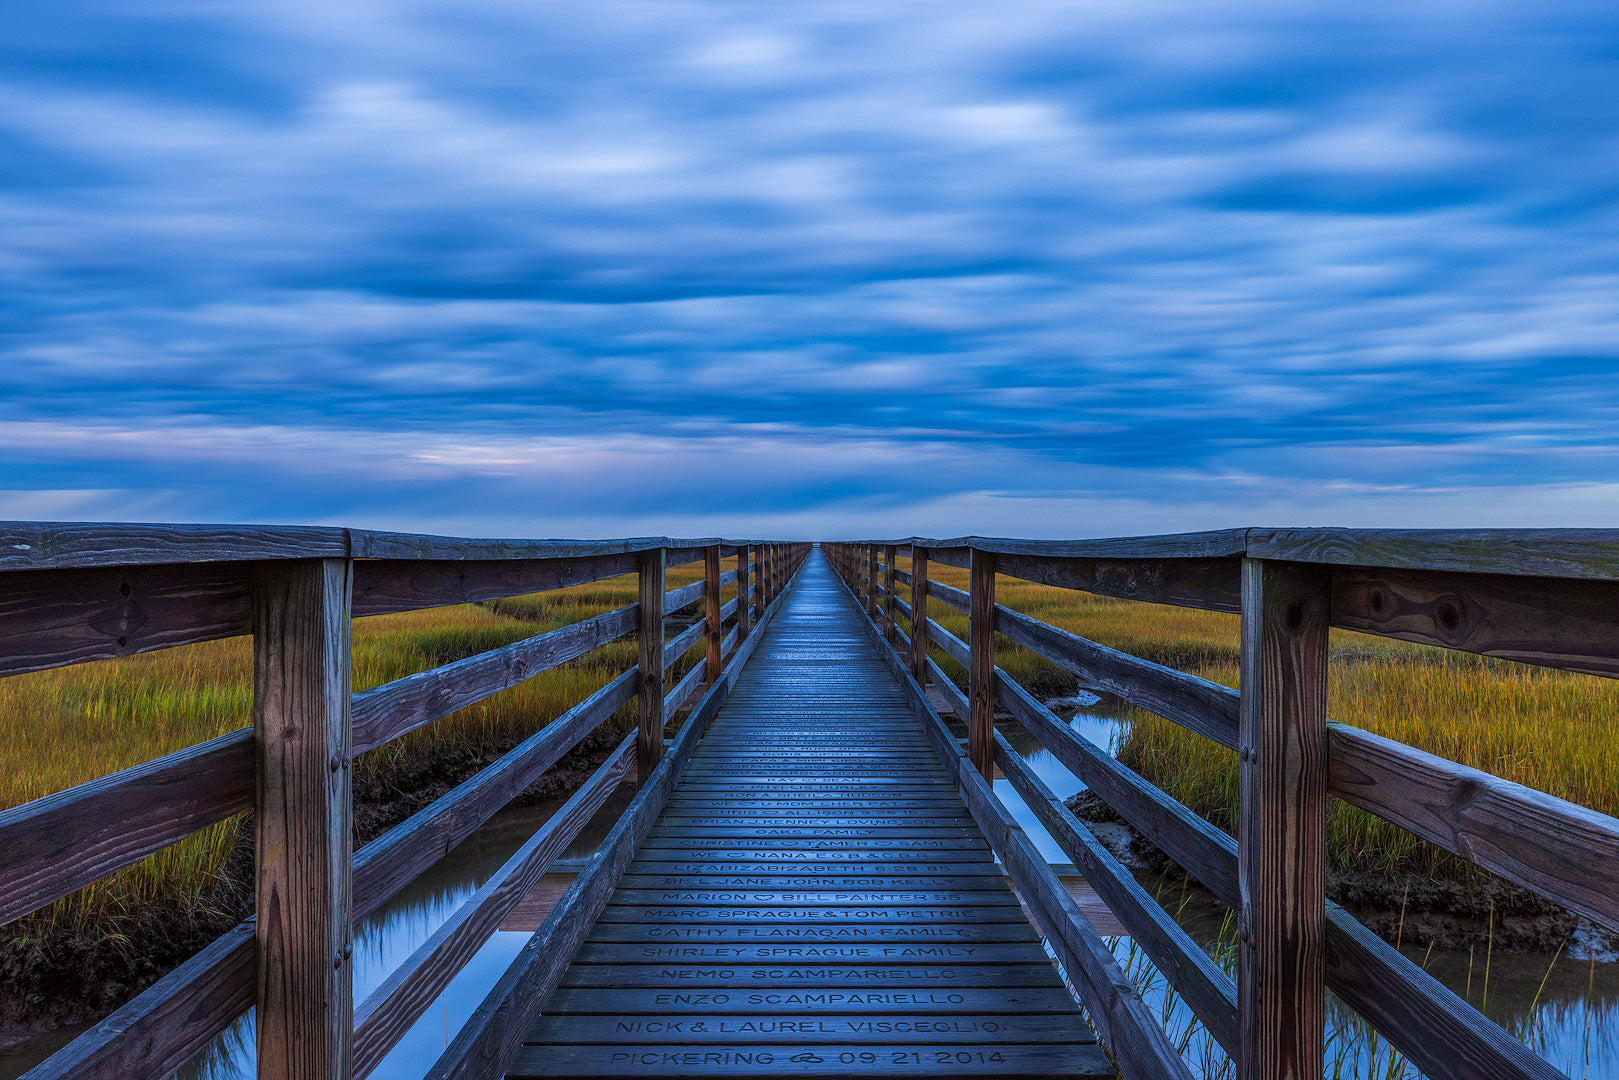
0 563 719 929
899 557 1619 879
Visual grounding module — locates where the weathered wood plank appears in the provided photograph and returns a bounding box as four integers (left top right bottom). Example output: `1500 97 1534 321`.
0 561 251 677
1238 559 1328 1080
351 553 637 617
956 757 1195 1080
981 589 1240 749
909 547 929 683
639 550 666 778
968 549 995 781
1247 527 1619 580
421 557 786 1080
1331 564 1619 678
253 558 354 1080
995 668 1562 1080
1330 722 1619 934
0 521 347 571
352 736 635 1077
994 553 1242 612
665 578 706 616
0 726 252 926
508 1041 1109 1077
993 734 1238 1054
556 964 1057 989
527 1013 1087 1043
19 920 257 1080
539 986 1075 1014
662 617 707 668
352 603 636 754
737 547 752 640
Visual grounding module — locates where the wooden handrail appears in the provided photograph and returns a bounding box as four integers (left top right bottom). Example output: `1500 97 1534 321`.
8 533 810 1080
828 538 1590 1080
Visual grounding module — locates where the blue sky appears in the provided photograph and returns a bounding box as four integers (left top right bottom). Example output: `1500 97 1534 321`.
5 1 1619 539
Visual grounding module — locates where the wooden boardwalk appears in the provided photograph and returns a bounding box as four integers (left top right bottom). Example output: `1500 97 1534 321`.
513 552 1109 1078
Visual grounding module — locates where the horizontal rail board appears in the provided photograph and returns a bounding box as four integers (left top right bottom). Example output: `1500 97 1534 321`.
352 553 638 617
353 604 637 754
0 727 252 926
1331 564 1619 678
0 561 252 678
991 672 1562 1080
992 734 1238 1053
354 736 636 1076
354 668 637 917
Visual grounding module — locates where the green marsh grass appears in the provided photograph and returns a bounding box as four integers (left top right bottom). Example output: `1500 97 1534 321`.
0 563 716 931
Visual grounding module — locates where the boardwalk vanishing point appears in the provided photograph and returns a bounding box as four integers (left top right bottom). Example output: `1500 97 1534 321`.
515 553 1108 1077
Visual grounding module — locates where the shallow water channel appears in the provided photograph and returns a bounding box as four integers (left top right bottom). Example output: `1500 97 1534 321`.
7 696 1619 1079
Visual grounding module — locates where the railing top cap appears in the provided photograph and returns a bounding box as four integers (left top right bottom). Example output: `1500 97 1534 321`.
839 527 1619 580
0 522 798 572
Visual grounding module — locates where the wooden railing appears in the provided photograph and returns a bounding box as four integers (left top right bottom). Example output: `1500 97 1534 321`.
826 531 1619 1080
0 523 807 1080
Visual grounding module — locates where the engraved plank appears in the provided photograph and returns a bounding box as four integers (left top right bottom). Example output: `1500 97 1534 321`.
541 986 1077 1014
507 1041 1110 1076
557 965 1062 989
528 1013 1088 1044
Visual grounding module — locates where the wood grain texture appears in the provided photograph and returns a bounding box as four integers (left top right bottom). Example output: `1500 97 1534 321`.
1331 564 1619 677
974 589 1240 749
952 747 1194 1080
351 553 637 617
0 561 252 678
990 672 1562 1080
664 578 706 616
20 920 257 1080
884 544 898 645
968 549 996 781
352 603 637 754
1248 527 1619 580
1331 723 1619 933
993 734 1238 1054
829 560 1191 1080
993 552 1241 613
909 547 929 683
705 546 723 683
1238 559 1328 1080
352 736 635 1077
638 549 666 779
661 617 707 668
421 553 785 1080
252 558 354 1080
0 521 348 571
353 668 636 919
736 547 752 640
0 727 252 926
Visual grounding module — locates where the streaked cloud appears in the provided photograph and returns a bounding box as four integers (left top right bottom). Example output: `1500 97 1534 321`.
3 0 1618 537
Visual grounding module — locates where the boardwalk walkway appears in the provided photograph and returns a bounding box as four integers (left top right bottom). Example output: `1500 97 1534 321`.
512 551 1109 1078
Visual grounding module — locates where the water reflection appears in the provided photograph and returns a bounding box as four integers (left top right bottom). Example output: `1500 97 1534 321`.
14 691 1618 1080
168 783 636 1080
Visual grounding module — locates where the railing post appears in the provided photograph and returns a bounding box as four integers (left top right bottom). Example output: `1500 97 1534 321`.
910 546 929 683
704 544 722 682
882 545 897 645
754 545 765 622
867 545 880 624
1238 559 1329 1080
253 558 354 1080
737 546 752 641
968 547 996 781
637 548 666 779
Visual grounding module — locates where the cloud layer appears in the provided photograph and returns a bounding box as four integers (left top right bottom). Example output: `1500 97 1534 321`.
5 1 1619 537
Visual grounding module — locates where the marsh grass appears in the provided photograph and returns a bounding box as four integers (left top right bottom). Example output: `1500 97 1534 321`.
0 564 716 932
897 558 1619 881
